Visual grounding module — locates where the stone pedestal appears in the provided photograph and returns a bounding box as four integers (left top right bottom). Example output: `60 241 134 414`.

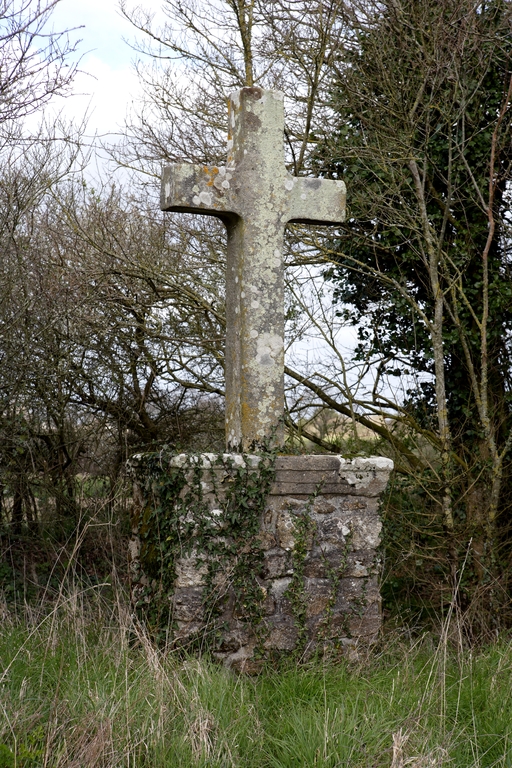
130 454 392 672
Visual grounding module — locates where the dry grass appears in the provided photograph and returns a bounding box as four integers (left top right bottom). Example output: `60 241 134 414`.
1 587 512 767
1 511 512 767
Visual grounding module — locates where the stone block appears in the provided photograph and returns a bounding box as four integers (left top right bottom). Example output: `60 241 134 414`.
316 516 352 544
338 458 393 497
269 496 307 513
313 497 337 515
269 577 292 614
264 615 298 650
336 497 369 513
350 516 382 550
303 544 346 578
271 481 345 496
270 456 393 497
263 591 276 615
217 625 254 652
304 578 333 618
171 587 204 622
174 620 205 642
306 612 344 640
333 577 380 613
275 456 342 472
347 604 381 639
256 530 277 550
263 548 293 578
175 550 208 588
303 544 378 579
276 510 297 550
131 452 392 669
345 551 378 578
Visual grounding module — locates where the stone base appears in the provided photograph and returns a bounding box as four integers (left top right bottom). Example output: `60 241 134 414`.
130 454 393 671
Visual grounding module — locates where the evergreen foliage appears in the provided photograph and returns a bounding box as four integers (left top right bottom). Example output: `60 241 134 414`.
317 0 512 631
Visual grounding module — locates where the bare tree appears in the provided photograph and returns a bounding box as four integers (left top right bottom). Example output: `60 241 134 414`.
0 0 83 528
116 0 345 179
0 0 80 129
115 0 411 450
48 181 226 457
301 0 512 629
111 0 512 632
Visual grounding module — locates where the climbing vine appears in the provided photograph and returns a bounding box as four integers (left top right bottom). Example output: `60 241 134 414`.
129 450 384 661
284 490 320 650
129 449 276 647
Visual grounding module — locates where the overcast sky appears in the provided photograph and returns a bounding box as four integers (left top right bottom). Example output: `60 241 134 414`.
48 0 165 138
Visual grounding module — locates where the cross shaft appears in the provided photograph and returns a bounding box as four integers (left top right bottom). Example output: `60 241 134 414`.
161 87 346 451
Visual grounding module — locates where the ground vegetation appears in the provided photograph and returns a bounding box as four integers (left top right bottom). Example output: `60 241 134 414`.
1 0 512 640
1 576 512 767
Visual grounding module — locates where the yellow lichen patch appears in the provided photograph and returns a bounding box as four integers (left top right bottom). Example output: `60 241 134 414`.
162 86 345 451
202 165 219 187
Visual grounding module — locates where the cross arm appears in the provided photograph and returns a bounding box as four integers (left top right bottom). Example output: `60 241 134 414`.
161 163 239 222
284 176 346 226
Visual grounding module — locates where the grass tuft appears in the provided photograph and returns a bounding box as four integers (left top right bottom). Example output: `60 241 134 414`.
2 583 512 767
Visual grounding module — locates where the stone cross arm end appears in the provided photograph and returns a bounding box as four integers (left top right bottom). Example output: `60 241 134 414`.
161 164 346 227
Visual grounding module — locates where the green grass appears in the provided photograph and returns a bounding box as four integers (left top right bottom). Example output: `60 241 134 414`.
2 591 512 767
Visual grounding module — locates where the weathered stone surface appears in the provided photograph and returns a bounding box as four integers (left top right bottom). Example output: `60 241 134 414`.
262 590 276 615
264 615 298 650
174 620 204 641
270 456 393 497
303 544 342 578
345 551 378 578
333 577 380 613
305 579 333 618
270 576 292 603
169 452 259 469
275 456 342 471
263 548 293 578
303 543 374 579
274 469 341 485
269 496 306 512
331 498 369 513
276 510 297 550
316 516 352 544
217 625 254 652
161 89 346 450
350 517 383 550
313 497 337 515
171 587 204 622
347 604 382 639
131 453 392 669
256 530 277 550
175 550 208 588
339 457 394 496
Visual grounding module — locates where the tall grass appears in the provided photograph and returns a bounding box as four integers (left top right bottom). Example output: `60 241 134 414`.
1 503 512 767
1 578 512 768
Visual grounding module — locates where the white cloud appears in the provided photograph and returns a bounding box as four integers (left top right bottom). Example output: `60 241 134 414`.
46 0 166 136
58 55 139 138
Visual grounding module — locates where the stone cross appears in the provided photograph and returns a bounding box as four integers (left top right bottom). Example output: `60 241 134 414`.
161 87 346 451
